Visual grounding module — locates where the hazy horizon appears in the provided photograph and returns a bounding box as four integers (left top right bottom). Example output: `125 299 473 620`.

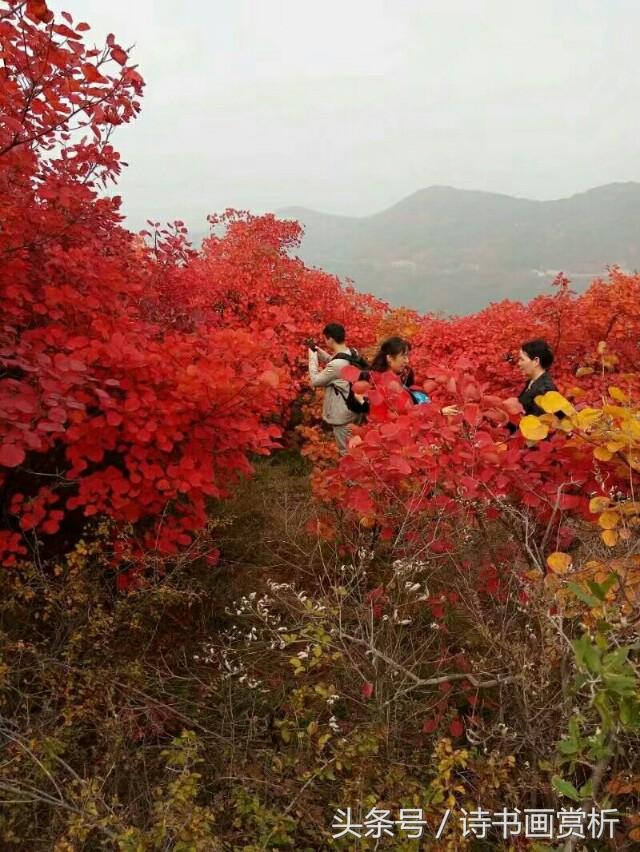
276 180 640 218
48 0 640 233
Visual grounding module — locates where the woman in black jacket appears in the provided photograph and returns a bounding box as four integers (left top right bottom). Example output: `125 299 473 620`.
517 339 558 415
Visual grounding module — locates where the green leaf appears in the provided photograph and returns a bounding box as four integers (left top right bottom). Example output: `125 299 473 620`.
601 572 619 596
572 635 601 674
430 788 445 805
603 646 631 669
568 582 600 608
587 580 607 602
620 697 640 729
603 672 636 697
594 691 613 731
568 715 582 739
552 775 581 802
579 779 593 798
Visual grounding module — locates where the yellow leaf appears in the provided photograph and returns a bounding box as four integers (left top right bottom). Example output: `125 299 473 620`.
575 408 602 429
606 440 626 453
619 528 632 541
598 510 620 530
520 415 549 441
594 446 613 461
589 496 610 514
601 529 618 547
602 404 627 417
608 386 628 402
597 341 607 354
575 367 594 378
547 552 572 574
627 420 640 440
565 385 585 397
535 391 575 416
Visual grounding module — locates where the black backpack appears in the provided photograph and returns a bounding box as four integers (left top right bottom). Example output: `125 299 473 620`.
330 348 370 414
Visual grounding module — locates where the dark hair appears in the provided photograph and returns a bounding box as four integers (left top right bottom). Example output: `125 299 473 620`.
323 322 346 344
370 336 412 375
521 339 554 370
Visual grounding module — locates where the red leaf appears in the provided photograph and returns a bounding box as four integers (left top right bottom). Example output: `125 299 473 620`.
110 47 127 66
449 717 464 737
422 717 438 733
259 369 279 388
340 365 361 383
366 585 385 604
503 397 523 415
463 403 481 428
361 681 374 700
0 444 25 468
81 63 106 83
389 455 412 475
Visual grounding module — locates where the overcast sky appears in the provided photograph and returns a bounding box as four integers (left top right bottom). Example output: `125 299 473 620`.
49 0 640 232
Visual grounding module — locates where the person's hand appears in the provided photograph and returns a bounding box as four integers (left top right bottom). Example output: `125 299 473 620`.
441 405 460 416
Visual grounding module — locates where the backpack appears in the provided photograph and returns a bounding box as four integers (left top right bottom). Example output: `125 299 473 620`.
329 348 370 414
408 389 431 405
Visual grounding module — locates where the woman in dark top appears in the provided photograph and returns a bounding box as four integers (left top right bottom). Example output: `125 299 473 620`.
517 339 558 415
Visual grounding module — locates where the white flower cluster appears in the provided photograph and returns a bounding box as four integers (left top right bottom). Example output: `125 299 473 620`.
193 578 335 693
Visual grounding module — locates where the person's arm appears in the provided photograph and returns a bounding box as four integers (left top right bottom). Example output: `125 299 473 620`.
316 347 332 364
308 350 342 388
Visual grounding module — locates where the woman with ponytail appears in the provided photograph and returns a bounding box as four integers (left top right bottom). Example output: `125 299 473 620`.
357 337 458 420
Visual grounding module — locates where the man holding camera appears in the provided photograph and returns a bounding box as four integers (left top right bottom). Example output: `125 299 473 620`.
306 322 362 454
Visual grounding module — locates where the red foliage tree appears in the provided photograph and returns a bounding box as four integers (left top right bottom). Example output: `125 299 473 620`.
0 1 385 571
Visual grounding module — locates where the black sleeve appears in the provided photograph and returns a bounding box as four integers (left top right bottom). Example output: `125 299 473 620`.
520 373 559 417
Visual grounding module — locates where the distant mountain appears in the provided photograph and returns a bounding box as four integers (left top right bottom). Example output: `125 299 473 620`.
278 183 640 314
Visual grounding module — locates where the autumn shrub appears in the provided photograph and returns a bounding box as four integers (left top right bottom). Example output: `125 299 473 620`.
0 0 388 576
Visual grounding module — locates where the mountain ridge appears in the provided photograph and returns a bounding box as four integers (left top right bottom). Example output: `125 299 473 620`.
276 182 640 314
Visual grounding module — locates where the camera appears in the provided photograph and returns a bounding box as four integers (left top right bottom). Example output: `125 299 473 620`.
304 337 317 351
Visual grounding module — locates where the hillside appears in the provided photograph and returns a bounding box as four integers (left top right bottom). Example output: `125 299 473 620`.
279 182 640 314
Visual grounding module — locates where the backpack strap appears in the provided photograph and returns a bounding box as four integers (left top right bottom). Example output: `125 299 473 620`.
330 349 358 365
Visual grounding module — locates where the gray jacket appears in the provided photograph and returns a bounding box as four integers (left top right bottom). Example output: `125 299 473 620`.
308 347 360 426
